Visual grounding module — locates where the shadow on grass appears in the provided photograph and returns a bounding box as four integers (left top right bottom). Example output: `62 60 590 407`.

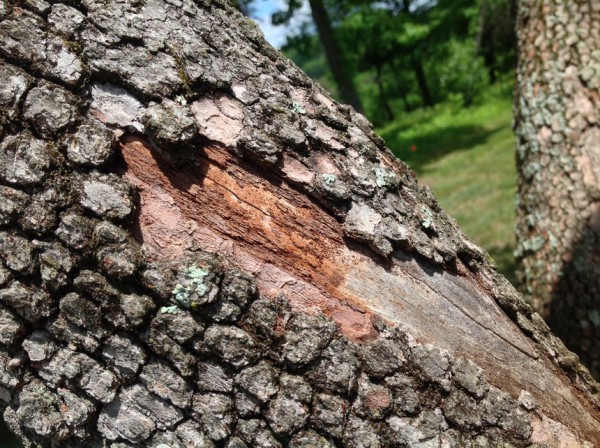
0 420 20 448
381 123 504 175
487 244 517 287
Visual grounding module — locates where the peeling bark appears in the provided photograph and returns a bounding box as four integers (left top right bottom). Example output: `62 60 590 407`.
0 0 598 447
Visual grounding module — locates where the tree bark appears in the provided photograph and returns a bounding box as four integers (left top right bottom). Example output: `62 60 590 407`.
514 1 600 380
307 0 364 113
0 1 598 447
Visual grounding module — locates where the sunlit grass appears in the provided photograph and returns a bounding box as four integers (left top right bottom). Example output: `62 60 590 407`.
377 82 517 284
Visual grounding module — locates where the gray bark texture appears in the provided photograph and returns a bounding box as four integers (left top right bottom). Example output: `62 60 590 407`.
0 0 598 447
514 1 600 379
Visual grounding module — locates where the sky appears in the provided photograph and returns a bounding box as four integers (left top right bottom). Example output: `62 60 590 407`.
251 0 312 48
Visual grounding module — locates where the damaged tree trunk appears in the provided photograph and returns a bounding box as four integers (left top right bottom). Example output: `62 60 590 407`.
0 1 598 447
514 0 600 380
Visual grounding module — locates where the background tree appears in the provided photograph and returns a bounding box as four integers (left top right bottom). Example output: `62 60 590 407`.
514 0 600 378
274 0 364 112
271 0 505 121
476 0 517 83
336 7 398 121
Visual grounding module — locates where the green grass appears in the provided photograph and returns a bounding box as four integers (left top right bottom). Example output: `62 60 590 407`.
378 82 517 284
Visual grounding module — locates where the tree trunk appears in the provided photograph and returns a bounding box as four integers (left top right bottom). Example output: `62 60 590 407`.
307 0 364 113
374 63 395 121
514 0 600 380
411 55 435 108
0 1 598 447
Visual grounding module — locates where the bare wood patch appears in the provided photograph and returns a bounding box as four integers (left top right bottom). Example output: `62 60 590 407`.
121 136 600 444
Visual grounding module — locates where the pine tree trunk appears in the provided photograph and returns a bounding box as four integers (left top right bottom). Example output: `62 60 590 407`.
411 56 434 108
375 63 395 121
514 0 600 379
307 0 364 113
0 1 598 447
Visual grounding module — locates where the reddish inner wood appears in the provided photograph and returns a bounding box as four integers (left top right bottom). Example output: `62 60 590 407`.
121 135 376 341
121 135 600 443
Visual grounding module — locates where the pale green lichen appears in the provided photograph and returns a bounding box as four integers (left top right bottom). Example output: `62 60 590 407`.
172 265 210 309
522 236 545 253
548 231 559 249
525 213 537 228
322 173 337 186
291 100 306 115
420 205 434 229
374 167 397 188
160 305 179 314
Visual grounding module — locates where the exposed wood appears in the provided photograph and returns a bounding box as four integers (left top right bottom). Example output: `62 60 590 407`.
121 135 600 444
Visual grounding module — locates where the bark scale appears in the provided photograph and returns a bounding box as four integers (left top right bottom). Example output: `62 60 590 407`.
514 0 600 378
0 0 598 447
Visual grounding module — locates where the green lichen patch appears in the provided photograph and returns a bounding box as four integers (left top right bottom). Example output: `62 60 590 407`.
160 305 179 315
171 264 221 311
374 167 399 189
291 100 306 115
419 205 435 230
321 173 337 186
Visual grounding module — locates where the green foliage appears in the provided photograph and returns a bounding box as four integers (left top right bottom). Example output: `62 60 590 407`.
478 0 517 79
432 38 489 106
278 0 516 125
271 0 304 25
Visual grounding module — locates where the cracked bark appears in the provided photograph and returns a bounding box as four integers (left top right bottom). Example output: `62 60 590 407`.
514 0 600 380
0 0 598 447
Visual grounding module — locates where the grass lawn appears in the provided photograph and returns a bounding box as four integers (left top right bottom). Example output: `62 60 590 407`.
378 83 518 284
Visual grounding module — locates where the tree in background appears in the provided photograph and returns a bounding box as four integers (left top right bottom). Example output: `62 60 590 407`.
398 0 436 108
476 0 517 83
514 0 600 378
271 0 506 121
337 7 398 121
274 0 364 112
